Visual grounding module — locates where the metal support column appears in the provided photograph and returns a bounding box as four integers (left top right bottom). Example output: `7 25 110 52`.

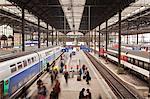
94 29 96 53
118 9 122 67
30 29 32 42
38 18 40 48
127 35 128 44
64 15 66 45
99 25 101 57
137 34 138 44
106 21 108 52
21 6 25 51
46 23 49 47
127 22 129 44
88 6 90 48
12 29 14 47
52 27 54 45
58 31 59 45
56 31 58 45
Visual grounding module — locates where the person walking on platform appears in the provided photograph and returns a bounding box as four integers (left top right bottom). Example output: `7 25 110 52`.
37 79 43 87
70 67 74 78
64 71 69 84
50 72 54 85
83 67 88 80
86 71 91 84
53 80 61 99
79 68 82 78
79 88 85 99
50 88 57 99
60 61 64 73
37 84 47 99
54 69 58 80
86 89 92 99
70 53 72 59
82 65 86 73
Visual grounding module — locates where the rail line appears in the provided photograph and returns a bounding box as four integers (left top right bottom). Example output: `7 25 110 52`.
85 52 142 99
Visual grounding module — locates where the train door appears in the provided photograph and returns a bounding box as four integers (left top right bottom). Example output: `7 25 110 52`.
0 81 3 99
43 58 47 70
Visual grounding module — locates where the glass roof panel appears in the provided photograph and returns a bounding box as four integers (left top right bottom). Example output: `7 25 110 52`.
59 0 85 31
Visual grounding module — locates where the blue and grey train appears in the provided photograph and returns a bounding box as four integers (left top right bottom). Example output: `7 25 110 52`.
0 46 63 98
80 45 92 52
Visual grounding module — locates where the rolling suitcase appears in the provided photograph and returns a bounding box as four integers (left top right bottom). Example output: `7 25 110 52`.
77 75 81 81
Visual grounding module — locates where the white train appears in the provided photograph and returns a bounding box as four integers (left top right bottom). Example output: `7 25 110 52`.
104 48 149 80
0 46 63 99
96 46 149 81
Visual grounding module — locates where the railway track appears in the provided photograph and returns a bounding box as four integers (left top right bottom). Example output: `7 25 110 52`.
85 52 142 99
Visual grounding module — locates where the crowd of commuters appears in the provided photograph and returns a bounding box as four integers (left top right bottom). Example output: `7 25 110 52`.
35 51 96 99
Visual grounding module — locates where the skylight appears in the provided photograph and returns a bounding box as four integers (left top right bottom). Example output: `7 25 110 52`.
59 0 86 32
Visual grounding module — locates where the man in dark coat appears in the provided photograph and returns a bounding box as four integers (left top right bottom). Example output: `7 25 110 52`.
79 88 85 99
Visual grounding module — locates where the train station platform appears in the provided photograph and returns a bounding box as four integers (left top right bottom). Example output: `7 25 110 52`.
27 50 116 99
0 45 47 56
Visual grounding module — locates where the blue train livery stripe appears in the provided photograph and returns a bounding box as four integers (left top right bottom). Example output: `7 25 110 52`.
8 62 40 96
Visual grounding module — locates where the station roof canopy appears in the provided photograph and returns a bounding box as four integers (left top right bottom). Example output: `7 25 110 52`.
79 0 135 33
7 0 135 34
7 0 70 33
0 9 48 34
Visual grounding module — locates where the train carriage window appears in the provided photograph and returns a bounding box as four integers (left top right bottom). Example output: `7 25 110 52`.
31 57 34 63
28 59 31 64
130 58 134 64
23 60 27 67
139 61 144 68
144 62 149 70
17 62 23 70
34 57 36 61
135 60 139 66
10 64 16 73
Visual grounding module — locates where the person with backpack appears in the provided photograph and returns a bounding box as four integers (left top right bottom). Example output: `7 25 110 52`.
79 88 85 99
60 61 64 73
86 71 91 84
